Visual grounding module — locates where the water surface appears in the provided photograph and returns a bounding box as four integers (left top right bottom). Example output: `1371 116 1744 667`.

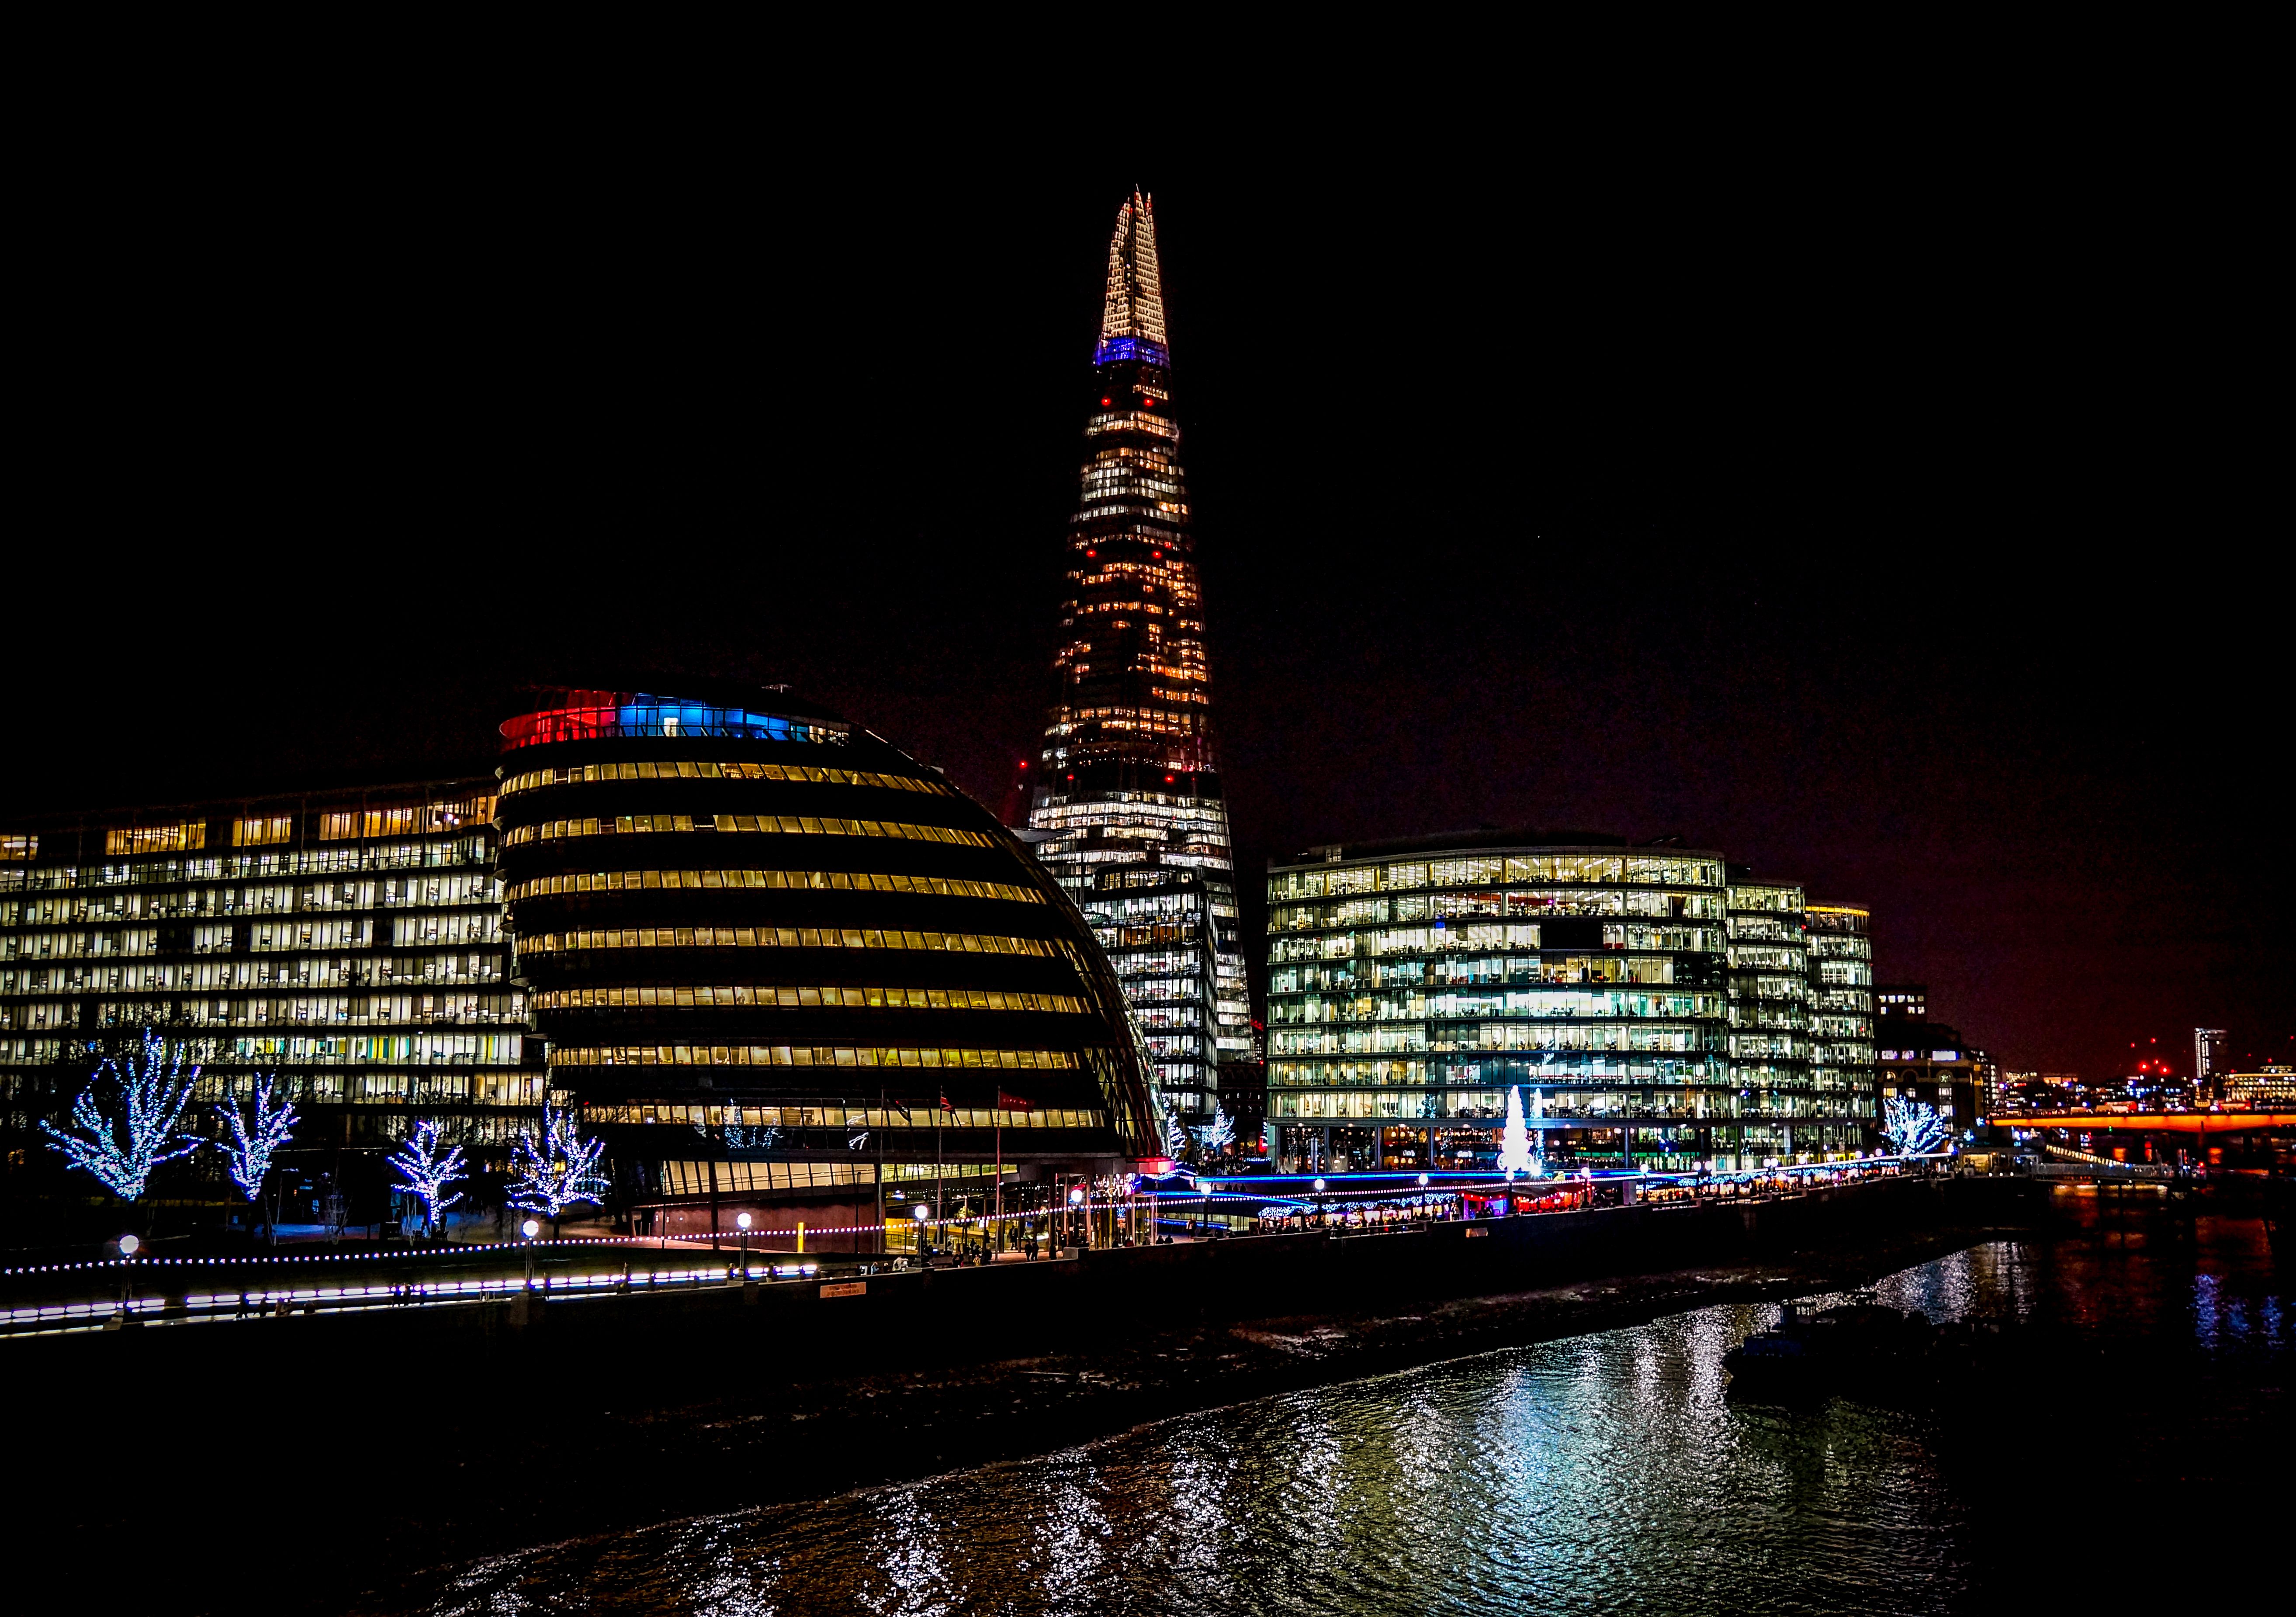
377 1207 2290 1616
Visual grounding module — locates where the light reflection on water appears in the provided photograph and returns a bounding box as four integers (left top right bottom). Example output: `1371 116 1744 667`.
388 1223 2289 1617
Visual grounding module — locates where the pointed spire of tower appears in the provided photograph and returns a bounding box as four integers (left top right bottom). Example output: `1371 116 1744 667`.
1096 189 1168 363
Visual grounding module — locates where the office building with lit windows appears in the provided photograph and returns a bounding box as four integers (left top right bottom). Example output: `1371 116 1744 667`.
497 685 1159 1237
1 778 546 1207
1806 904 1879 1130
1025 189 1257 1128
1264 834 1878 1174
1725 878 1816 1154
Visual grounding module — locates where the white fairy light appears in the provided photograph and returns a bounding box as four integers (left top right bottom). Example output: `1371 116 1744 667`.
218 1076 298 1202
509 1103 608 1219
39 1029 201 1201
386 1121 468 1236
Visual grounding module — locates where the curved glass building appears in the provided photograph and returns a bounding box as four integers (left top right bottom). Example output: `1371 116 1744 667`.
497 686 1157 1237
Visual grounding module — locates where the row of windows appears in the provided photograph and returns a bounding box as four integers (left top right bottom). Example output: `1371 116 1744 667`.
1273 988 1725 1020
0 872 495 924
77 802 499 858
1269 925 1725 961
1273 890 1723 930
551 1044 1082 1071
0 839 490 896
5 953 501 992
1271 854 1725 899
1271 1020 1723 1055
504 815 995 850
660 1159 875 1195
189 1071 547 1109
529 984 1085 1015
1 912 500 960
519 926 1064 960
505 868 1043 905
3 994 523 1031
1271 956 1690 994
502 760 951 798
1267 1058 1728 1087
589 1101 1108 1130
1266 1091 1865 1121
1084 410 1181 440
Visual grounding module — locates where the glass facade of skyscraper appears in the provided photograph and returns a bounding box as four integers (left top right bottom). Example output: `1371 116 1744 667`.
1027 190 1256 1126
1266 836 1877 1173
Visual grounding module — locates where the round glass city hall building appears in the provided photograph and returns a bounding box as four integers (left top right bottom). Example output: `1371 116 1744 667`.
496 686 1157 1238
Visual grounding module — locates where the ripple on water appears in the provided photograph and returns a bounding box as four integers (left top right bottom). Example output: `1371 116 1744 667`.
370 1228 2290 1617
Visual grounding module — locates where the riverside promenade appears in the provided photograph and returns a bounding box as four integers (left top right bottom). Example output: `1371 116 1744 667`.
5 1173 2041 1616
7 1172 2036 1379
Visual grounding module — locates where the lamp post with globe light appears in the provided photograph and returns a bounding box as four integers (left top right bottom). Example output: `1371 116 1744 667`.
116 1233 140 1323
521 1218 539 1289
1067 1184 1086 1250
736 1211 752 1278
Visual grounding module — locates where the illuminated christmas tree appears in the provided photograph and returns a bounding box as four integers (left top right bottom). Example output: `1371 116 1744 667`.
40 1028 200 1202
1499 1086 1534 1178
218 1076 298 1204
509 1103 609 1223
1195 1106 1236 1159
1882 1096 1950 1157
387 1120 467 1237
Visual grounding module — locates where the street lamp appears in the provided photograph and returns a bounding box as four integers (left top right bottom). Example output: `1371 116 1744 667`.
1067 1184 1085 1250
117 1233 139 1320
736 1211 752 1278
520 1218 538 1289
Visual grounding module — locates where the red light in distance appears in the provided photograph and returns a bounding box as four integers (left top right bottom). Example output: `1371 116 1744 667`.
1100 397 1112 407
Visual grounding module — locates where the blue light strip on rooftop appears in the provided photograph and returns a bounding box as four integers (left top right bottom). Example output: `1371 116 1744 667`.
1093 336 1168 367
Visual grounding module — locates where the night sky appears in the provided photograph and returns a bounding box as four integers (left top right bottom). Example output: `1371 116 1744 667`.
14 152 2286 1085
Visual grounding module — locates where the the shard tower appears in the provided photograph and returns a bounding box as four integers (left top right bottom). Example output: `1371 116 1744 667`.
1027 190 1257 1135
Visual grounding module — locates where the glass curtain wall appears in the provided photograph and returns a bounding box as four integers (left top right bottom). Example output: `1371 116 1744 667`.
1267 841 1877 1173
0 780 547 1193
1806 904 1878 1144
1028 190 1257 1128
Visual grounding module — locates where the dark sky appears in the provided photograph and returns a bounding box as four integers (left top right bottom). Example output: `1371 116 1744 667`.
12 138 2286 1084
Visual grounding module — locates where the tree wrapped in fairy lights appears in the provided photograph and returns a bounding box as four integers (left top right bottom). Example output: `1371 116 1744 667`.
40 1028 201 1202
1882 1095 1950 1158
387 1119 468 1237
1194 1106 1236 1160
1162 1110 1190 1163
218 1076 298 1204
509 1103 608 1223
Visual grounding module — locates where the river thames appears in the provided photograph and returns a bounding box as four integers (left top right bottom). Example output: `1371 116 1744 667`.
369 1202 2289 1615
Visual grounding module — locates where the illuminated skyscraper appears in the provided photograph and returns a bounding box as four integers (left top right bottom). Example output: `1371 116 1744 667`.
1029 191 1256 1130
